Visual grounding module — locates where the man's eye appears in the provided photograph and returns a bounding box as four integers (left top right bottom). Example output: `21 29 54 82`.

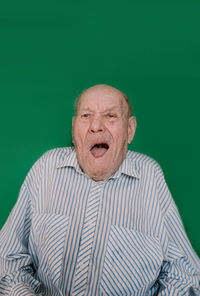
106 114 116 118
81 114 90 118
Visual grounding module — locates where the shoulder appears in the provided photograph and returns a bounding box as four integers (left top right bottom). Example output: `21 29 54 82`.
127 150 162 175
126 150 166 192
25 147 73 179
39 147 73 164
127 150 173 213
24 147 74 193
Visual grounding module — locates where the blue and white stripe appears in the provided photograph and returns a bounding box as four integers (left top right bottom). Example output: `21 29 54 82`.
72 182 102 295
0 147 200 296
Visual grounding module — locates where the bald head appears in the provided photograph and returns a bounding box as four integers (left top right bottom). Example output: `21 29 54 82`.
75 84 132 118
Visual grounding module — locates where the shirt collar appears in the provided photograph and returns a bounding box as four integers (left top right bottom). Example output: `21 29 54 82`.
110 152 140 179
56 147 83 174
56 147 140 179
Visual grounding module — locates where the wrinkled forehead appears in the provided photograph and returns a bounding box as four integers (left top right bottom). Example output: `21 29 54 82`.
76 86 129 115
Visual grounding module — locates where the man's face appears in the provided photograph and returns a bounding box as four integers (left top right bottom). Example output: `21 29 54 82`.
72 85 136 181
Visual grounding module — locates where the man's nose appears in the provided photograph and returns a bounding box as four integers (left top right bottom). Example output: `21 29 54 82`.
89 117 105 133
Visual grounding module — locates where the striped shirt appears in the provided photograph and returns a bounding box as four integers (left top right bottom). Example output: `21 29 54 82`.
0 147 200 296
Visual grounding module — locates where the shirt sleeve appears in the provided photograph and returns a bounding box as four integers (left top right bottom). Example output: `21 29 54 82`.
0 182 43 295
154 164 200 295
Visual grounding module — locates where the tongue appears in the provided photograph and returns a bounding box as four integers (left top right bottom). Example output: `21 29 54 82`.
91 146 108 158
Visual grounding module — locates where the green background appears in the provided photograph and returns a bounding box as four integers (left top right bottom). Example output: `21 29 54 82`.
0 0 200 256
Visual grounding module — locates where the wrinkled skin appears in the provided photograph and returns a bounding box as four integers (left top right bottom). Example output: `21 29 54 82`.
72 84 136 181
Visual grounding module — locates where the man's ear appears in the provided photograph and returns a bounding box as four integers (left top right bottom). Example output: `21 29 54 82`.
128 116 137 144
72 116 75 129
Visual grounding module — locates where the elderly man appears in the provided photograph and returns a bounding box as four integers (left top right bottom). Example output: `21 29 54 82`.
0 84 200 296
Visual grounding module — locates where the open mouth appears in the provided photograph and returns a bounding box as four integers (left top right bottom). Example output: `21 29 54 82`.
90 143 109 158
